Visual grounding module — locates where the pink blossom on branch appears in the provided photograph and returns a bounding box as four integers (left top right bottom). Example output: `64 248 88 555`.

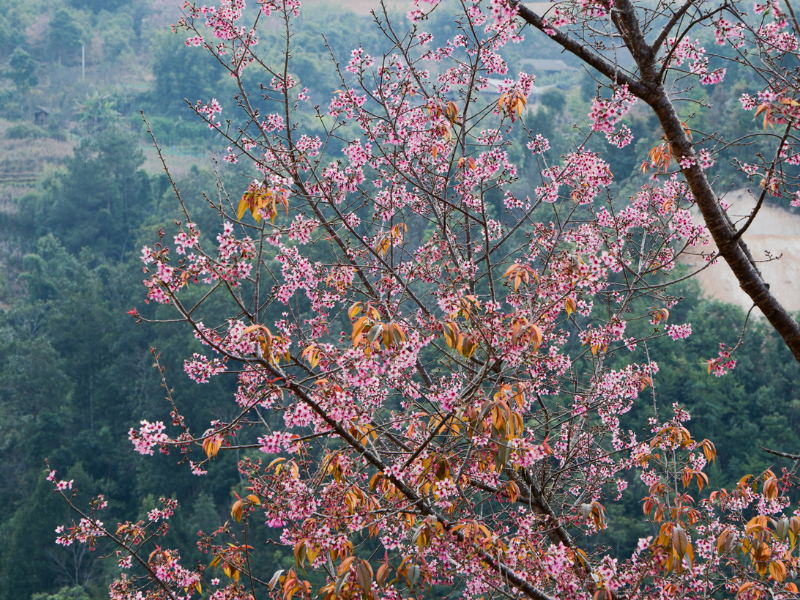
50 1 800 599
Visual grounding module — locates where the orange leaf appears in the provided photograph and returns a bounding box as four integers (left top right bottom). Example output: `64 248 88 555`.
231 499 244 522
770 559 787 582
203 435 224 459
348 302 362 319
565 297 577 317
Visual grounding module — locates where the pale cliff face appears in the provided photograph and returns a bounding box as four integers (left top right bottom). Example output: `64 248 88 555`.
681 189 800 313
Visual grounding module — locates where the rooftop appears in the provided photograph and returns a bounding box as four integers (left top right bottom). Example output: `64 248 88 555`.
519 58 577 72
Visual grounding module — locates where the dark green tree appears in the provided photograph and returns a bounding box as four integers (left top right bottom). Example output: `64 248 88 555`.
0 13 25 54
68 0 126 12
47 9 84 65
150 32 224 114
40 128 152 259
2 47 39 93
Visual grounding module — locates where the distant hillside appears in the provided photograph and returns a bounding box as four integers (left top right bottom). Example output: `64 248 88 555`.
300 0 406 14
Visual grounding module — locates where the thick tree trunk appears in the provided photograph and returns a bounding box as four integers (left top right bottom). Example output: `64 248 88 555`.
515 0 800 363
648 92 800 361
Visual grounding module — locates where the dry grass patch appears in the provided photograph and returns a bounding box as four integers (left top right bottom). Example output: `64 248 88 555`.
0 120 75 184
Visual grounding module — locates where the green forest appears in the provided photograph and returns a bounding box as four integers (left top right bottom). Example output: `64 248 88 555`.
1 1 800 600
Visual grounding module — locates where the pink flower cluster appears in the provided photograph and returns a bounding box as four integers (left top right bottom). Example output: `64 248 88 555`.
128 420 170 456
665 37 726 84
714 18 745 47
667 323 692 340
707 344 737 377
147 499 177 522
56 517 105 547
258 431 301 454
526 134 550 154
589 85 636 147
184 353 226 383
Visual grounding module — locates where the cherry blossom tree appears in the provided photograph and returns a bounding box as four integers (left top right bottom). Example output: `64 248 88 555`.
51 0 800 599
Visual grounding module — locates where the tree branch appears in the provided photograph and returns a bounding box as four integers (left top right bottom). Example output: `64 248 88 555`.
652 0 696 56
761 446 800 460
512 2 654 99
516 0 800 363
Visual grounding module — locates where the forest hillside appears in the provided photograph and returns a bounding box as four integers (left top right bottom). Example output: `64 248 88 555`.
1 2 800 600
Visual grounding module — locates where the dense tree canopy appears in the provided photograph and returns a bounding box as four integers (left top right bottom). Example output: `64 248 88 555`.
3 48 39 93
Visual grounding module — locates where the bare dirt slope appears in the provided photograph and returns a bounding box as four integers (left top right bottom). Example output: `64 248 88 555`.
681 189 800 313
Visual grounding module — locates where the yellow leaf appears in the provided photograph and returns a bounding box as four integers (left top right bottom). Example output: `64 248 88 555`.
376 563 389 588
565 297 577 317
352 315 371 346
203 435 223 459
443 322 459 349
458 334 477 358
445 100 458 123
223 563 239 581
391 323 406 345
293 539 307 567
348 302 362 319
510 320 524 344
701 439 716 462
415 527 430 549
717 529 734 555
237 198 249 220
231 499 244 522
376 236 391 257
